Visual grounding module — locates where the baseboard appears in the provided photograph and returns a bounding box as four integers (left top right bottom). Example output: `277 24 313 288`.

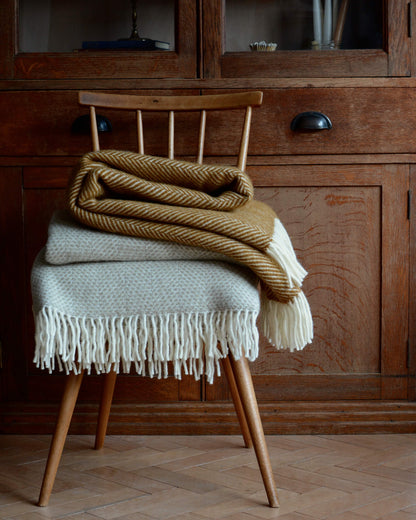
1 400 416 435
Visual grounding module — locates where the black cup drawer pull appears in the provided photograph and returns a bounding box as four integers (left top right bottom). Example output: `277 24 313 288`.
71 114 112 134
290 111 332 132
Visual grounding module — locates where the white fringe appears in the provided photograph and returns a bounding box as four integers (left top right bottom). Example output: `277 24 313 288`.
33 307 259 384
260 291 313 351
266 218 308 288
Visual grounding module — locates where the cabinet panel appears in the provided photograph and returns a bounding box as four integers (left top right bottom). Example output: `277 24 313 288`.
207 163 409 402
254 185 381 375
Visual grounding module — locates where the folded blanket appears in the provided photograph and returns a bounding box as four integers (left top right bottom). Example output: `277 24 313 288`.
66 149 313 351
32 245 261 383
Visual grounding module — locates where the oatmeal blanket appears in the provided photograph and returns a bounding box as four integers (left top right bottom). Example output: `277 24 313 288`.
66 149 313 350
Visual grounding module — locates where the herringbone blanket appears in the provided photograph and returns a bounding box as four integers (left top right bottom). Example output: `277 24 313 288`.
67 150 313 350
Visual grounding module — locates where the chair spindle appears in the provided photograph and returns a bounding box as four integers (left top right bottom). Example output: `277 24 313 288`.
137 110 144 154
237 106 252 172
90 106 100 152
197 110 207 164
168 110 174 159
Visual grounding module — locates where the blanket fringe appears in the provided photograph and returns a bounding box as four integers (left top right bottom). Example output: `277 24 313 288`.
33 307 259 384
260 291 313 351
266 218 308 288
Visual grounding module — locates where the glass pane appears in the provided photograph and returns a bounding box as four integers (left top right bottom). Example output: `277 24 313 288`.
19 0 175 53
225 0 383 52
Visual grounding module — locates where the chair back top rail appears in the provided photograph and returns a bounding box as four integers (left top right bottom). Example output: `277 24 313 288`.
79 91 263 111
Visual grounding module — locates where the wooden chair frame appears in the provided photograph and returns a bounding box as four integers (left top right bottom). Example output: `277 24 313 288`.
38 90 279 508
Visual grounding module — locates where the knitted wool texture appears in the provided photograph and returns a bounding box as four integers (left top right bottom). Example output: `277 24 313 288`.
32 240 261 382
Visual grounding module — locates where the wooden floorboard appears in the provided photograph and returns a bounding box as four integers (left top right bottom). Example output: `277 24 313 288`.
0 434 415 519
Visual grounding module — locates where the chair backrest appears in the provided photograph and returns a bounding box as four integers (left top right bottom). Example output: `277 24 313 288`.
78 91 263 172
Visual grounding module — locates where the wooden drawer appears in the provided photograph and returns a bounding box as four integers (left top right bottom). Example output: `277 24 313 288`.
4 87 416 158
204 88 416 156
256 88 416 155
0 90 200 157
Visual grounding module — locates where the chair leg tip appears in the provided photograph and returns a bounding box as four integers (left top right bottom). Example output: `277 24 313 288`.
38 488 52 507
268 494 280 508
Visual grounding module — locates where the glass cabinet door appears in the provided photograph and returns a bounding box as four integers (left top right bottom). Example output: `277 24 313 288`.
225 0 383 52
1 0 197 79
203 0 411 78
18 0 175 53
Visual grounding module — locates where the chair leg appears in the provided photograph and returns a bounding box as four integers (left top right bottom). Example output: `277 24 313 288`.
221 357 252 448
229 355 279 508
38 371 84 507
94 370 118 450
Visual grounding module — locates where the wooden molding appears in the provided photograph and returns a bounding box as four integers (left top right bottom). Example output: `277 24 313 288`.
2 400 416 435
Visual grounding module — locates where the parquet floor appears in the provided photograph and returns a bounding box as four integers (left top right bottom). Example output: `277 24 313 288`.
1 434 416 519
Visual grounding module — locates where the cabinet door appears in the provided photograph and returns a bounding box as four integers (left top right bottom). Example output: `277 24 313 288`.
18 167 201 407
207 163 410 402
0 0 197 79
202 0 410 78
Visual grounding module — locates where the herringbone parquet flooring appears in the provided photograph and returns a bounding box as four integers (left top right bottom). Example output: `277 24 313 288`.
1 434 416 519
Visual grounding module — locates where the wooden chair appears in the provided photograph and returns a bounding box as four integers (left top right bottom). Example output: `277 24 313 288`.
37 90 279 508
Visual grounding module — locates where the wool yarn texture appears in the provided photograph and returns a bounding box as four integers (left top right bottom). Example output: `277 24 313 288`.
32 150 313 381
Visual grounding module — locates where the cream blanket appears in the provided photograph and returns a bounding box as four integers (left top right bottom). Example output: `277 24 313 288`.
32 226 261 383
67 150 313 349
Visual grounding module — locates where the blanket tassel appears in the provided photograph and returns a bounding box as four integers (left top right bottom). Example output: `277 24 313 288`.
260 291 313 351
266 218 308 288
33 307 260 384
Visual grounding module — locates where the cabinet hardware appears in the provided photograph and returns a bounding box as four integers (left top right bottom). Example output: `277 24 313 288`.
290 111 332 132
71 114 112 135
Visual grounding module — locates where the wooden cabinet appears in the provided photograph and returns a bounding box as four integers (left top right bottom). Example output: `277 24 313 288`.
1 0 416 434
